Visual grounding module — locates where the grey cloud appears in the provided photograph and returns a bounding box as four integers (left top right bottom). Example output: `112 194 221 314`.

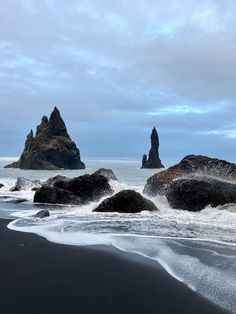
0 0 236 163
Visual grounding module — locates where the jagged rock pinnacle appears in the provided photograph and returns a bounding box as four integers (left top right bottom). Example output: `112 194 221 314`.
5 107 85 170
141 127 164 169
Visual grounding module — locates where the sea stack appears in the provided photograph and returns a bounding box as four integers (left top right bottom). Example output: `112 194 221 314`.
141 127 164 169
5 107 85 170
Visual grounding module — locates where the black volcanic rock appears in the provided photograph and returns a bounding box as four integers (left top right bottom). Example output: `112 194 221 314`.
93 190 158 213
0 184 4 189
34 209 50 218
44 175 70 187
54 174 113 204
34 174 113 205
34 185 79 205
166 178 236 211
93 168 117 181
5 107 85 170
144 155 236 196
141 127 164 169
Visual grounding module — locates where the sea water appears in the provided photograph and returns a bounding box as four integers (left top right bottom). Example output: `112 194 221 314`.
0 158 236 312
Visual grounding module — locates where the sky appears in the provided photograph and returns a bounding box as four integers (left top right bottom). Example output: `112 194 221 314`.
0 0 236 165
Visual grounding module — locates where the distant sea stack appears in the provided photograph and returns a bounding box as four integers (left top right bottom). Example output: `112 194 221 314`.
5 107 85 170
141 127 164 169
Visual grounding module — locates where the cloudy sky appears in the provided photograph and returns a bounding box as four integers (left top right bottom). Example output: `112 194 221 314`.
0 0 236 164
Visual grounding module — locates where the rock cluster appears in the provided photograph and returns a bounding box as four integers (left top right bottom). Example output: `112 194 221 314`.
5 107 85 170
144 155 236 196
34 174 112 205
144 155 236 211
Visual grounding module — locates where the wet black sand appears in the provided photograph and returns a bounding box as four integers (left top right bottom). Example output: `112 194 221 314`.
0 219 228 314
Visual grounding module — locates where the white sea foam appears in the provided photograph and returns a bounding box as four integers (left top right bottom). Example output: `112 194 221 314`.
1 165 236 312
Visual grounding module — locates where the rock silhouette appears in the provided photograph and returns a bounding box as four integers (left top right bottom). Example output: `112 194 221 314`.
5 107 85 170
141 127 164 169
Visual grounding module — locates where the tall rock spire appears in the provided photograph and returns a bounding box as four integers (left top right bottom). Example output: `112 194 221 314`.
141 127 164 169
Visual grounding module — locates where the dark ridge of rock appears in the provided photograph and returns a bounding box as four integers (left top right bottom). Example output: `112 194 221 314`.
166 178 236 211
93 190 158 213
141 127 164 169
34 186 79 205
34 209 50 218
144 155 236 196
10 177 42 192
44 175 70 187
5 107 85 170
93 168 118 181
0 184 4 189
54 174 113 204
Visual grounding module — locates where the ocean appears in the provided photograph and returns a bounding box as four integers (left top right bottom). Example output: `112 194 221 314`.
0 158 236 313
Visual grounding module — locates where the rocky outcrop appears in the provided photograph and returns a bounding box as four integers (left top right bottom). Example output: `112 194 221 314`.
34 209 50 218
166 178 236 211
10 177 42 192
44 175 70 186
141 127 164 169
5 107 85 170
93 190 158 213
54 174 112 203
93 168 117 181
0 184 4 189
144 155 236 196
34 174 112 205
34 186 79 205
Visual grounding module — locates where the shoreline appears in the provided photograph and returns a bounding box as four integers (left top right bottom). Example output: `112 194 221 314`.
0 218 228 314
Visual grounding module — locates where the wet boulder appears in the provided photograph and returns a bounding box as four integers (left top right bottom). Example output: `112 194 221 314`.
93 190 158 213
144 155 236 196
0 183 4 189
93 168 117 181
44 175 70 186
10 177 42 192
54 174 112 203
34 174 112 205
34 209 50 218
34 186 79 205
166 178 236 211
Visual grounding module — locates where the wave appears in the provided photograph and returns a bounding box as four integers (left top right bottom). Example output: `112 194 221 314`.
2 173 236 312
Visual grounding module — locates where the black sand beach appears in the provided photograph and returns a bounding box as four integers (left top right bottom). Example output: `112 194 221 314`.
0 219 228 314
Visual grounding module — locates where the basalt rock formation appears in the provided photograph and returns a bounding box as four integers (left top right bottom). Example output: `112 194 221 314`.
5 107 85 170
141 127 164 169
93 190 158 213
34 174 113 205
93 168 118 181
144 155 236 196
166 178 236 212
